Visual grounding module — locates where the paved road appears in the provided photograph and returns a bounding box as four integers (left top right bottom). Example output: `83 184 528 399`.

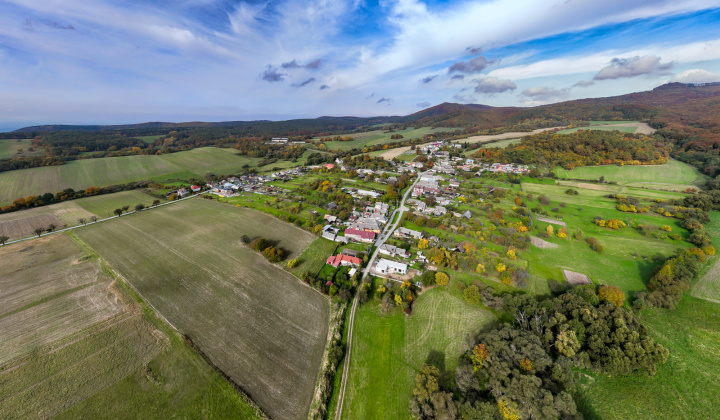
0 194 199 247
334 171 425 420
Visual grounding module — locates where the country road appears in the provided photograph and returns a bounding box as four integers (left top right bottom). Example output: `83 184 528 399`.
0 194 199 247
334 171 425 420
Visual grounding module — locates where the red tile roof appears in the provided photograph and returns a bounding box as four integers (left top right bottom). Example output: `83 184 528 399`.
344 228 375 241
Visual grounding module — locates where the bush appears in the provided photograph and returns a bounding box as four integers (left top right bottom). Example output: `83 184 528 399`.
435 272 450 286
591 243 604 253
463 285 481 305
538 195 551 205
586 237 597 245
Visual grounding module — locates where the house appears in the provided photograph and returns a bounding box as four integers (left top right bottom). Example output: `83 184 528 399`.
322 225 340 241
379 244 411 258
462 210 473 220
376 259 408 275
176 188 188 198
326 254 362 268
394 227 423 240
344 228 376 243
350 218 383 233
190 185 201 193
324 214 339 224
327 202 338 210
449 179 460 188
434 206 447 216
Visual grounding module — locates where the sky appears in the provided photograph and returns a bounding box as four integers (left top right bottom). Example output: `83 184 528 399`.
1 0 720 130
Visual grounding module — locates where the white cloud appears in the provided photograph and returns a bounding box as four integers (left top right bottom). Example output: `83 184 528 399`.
593 56 673 80
670 68 720 84
520 86 571 103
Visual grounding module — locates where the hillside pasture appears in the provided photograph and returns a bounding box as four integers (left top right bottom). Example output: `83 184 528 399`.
0 147 309 205
75 199 329 420
75 190 163 218
319 127 460 151
0 139 42 159
555 158 704 190
337 289 495 419
557 121 654 135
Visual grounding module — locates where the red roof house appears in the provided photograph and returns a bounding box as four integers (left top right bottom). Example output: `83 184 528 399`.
326 254 363 268
344 228 376 243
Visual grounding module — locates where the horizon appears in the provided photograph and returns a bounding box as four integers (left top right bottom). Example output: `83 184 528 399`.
2 1 720 130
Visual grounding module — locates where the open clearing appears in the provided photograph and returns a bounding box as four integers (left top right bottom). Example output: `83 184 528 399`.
336 289 494 419
75 199 330 420
690 212 720 303
556 158 704 190
580 296 720 419
0 139 42 159
0 147 314 205
318 127 460 152
557 121 655 135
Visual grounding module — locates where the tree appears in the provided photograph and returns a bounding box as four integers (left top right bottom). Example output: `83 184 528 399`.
496 263 506 273
546 225 554 235
121 205 130 213
113 208 123 217
90 216 98 223
598 285 625 306
77 218 87 225
34 227 45 237
435 272 449 286
0 235 9 245
464 285 481 305
476 263 485 273
47 224 57 232
418 238 429 249
152 199 161 206
287 258 299 268
135 204 145 212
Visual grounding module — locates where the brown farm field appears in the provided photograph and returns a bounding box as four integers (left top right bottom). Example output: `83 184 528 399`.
0 233 263 419
75 199 330 420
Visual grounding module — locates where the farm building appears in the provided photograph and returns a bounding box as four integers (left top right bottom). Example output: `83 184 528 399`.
394 227 423 240
376 259 408 275
326 254 362 268
344 228 376 243
378 244 411 258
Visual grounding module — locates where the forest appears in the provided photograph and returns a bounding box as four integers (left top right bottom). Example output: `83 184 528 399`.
473 130 670 169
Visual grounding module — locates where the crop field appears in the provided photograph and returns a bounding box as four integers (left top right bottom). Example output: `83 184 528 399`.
0 233 261 419
75 190 163 218
0 147 312 205
0 234 124 364
580 296 720 419
75 199 330 420
0 139 42 159
555 158 704 190
0 213 64 239
337 289 495 419
319 127 460 151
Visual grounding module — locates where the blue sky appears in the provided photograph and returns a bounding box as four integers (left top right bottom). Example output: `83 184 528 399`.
1 0 720 130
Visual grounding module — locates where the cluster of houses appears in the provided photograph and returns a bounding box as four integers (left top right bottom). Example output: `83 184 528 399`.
478 163 530 174
207 174 285 197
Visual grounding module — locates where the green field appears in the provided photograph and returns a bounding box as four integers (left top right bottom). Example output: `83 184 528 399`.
690 212 720 303
75 199 329 420
580 296 720 419
556 158 705 190
0 233 261 419
75 190 164 218
0 147 310 205
0 139 42 159
318 127 459 151
136 135 164 144
338 289 495 419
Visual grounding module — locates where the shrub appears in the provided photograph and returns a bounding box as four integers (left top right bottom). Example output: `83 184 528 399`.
463 285 481 305
591 243 604 253
586 237 597 245
538 195 551 205
435 272 449 286
598 285 625 306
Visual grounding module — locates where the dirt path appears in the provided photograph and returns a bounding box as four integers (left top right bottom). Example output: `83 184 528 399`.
534 215 567 227
530 236 558 249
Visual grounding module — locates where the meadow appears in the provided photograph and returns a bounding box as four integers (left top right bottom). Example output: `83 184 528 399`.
0 147 312 205
555 158 705 191
335 289 495 420
318 127 459 151
0 138 42 159
0 233 262 419
75 199 330 420
579 296 720 419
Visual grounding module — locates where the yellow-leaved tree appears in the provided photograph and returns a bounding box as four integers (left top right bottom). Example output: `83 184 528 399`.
546 225 554 235
435 272 449 286
598 285 625 306
418 239 429 249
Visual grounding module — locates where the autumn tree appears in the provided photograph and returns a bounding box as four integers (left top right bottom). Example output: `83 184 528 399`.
418 238 429 249
546 225 554 235
77 218 87 225
0 235 9 245
463 285 481 305
152 199 161 206
135 204 145 212
34 227 45 237
435 272 449 286
598 285 625 306
47 224 57 232
287 258 299 268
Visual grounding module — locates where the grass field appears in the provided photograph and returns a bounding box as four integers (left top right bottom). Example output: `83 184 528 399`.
338 289 495 419
287 237 339 279
0 190 162 240
0 233 262 419
0 147 311 205
0 139 42 159
556 159 705 190
558 125 638 134
137 135 164 144
318 127 459 151
690 212 720 303
579 296 720 419
75 199 330 420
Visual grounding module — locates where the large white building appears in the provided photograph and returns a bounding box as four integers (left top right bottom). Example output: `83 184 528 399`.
376 259 408 275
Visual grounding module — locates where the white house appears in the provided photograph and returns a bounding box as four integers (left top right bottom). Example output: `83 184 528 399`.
376 259 408 275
